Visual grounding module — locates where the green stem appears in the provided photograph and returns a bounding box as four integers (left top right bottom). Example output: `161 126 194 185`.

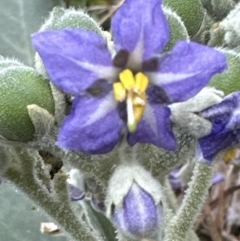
164 162 213 241
162 178 199 241
4 148 103 241
163 177 179 212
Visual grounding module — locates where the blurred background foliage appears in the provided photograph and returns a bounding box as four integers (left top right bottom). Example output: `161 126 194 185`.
0 183 66 241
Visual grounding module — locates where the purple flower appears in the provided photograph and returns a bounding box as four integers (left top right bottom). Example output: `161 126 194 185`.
32 0 227 154
199 92 240 162
112 182 163 239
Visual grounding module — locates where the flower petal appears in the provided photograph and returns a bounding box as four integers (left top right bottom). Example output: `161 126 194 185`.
111 0 169 62
127 104 176 150
199 92 240 161
112 183 163 239
148 41 227 103
57 92 124 154
32 29 117 94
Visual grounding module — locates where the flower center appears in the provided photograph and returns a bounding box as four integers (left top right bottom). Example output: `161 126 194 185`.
113 69 149 132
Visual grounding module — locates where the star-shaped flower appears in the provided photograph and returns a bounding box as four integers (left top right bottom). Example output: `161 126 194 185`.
199 92 240 162
32 0 227 154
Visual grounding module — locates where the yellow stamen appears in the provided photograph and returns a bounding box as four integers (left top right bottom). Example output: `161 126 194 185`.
134 105 145 123
133 92 147 106
134 72 149 93
119 69 135 91
127 92 136 132
113 82 126 101
114 69 150 132
223 148 237 163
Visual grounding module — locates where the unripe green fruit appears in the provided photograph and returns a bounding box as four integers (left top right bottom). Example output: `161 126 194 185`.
0 59 22 69
40 7 103 36
163 0 204 37
0 62 54 141
209 49 240 95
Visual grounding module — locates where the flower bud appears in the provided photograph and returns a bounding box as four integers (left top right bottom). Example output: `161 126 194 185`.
106 164 164 239
112 182 163 239
67 169 85 201
69 184 85 201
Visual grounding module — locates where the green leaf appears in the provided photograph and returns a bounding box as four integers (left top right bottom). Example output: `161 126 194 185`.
163 7 189 52
0 0 61 66
163 0 204 37
209 49 240 95
83 201 117 241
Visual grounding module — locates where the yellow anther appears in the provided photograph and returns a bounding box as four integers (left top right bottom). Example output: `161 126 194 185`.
223 148 237 163
113 82 127 102
134 105 145 123
119 69 135 91
133 92 146 106
134 72 149 93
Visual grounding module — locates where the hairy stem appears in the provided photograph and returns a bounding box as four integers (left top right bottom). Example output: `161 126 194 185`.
164 162 213 241
3 148 103 241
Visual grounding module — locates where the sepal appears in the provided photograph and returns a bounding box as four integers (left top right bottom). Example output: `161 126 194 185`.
170 87 224 138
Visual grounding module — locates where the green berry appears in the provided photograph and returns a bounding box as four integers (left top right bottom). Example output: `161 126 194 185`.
0 61 54 141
